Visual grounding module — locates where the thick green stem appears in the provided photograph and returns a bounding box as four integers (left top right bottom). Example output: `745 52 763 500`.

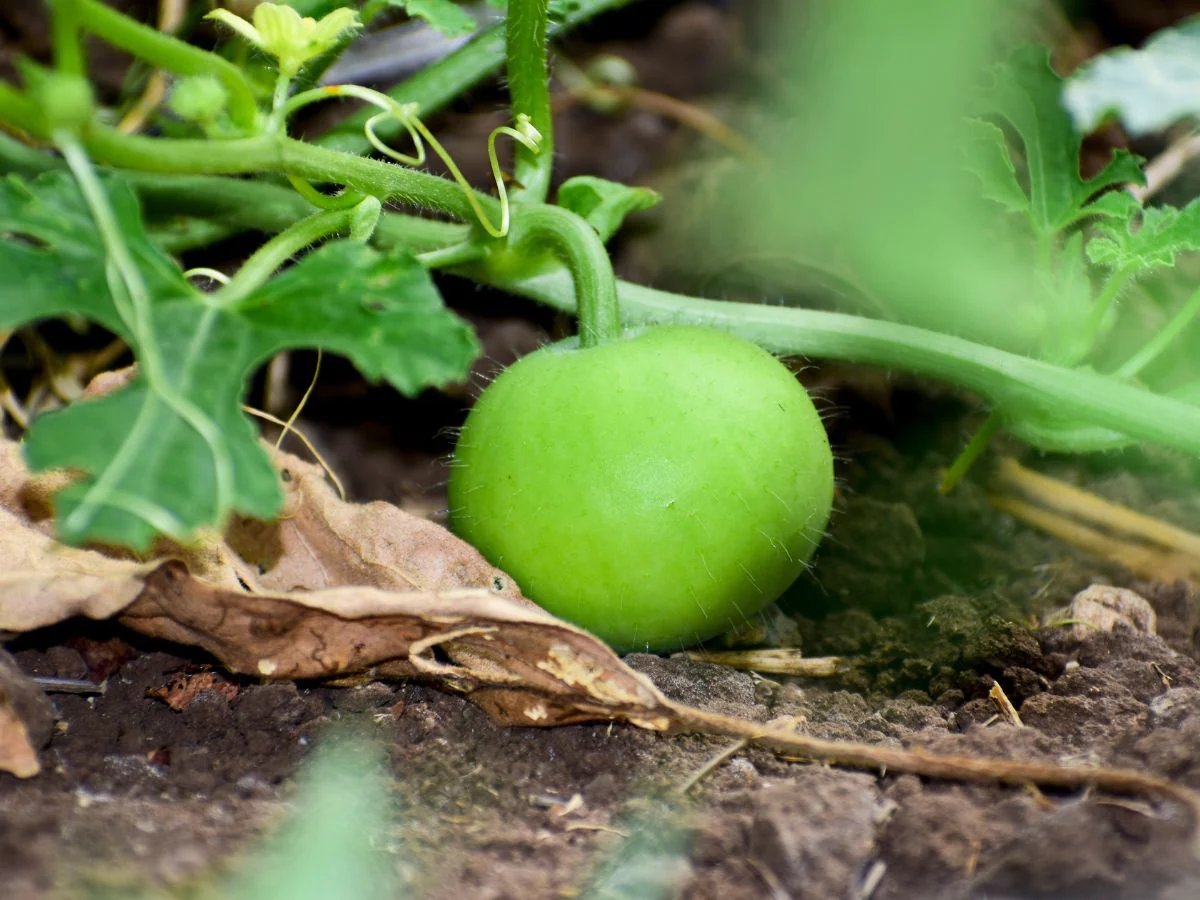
478 267 1200 457
0 133 470 252
501 206 620 347
267 71 293 135
417 242 487 270
69 125 494 222
506 0 553 202
216 207 355 305
49 0 86 77
0 86 46 139
65 0 260 131
152 218 240 254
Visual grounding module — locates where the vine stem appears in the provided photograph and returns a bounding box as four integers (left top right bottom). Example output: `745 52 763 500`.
317 0 631 155
0 83 494 220
58 0 259 131
78 126 492 222
49 0 85 77
1115 283 1200 379
0 131 470 252
506 0 553 202
216 207 358 306
286 84 539 237
477 266 1200 456
500 206 620 347
267 71 293 136
939 412 1001 494
417 242 487 269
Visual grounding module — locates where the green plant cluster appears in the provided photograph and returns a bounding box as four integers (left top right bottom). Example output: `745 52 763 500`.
1 0 1200 554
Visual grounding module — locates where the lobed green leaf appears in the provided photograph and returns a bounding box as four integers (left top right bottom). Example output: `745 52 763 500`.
963 118 1027 216
0 173 191 335
3 172 477 549
986 46 1143 238
1087 197 1200 270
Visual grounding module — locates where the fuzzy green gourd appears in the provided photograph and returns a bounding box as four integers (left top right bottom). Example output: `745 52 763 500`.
449 324 834 653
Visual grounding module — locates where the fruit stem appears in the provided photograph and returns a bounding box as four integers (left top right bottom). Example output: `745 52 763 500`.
504 205 620 347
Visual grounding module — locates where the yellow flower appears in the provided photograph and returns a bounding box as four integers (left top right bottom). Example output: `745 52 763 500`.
206 3 361 77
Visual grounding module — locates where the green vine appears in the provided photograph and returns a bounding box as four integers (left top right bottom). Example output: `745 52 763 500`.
506 0 554 203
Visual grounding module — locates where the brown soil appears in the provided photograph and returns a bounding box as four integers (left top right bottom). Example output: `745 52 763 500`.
6 385 1200 899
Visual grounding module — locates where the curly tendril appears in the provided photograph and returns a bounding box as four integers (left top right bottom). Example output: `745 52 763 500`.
285 84 542 238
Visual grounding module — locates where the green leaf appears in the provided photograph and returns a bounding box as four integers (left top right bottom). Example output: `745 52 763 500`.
987 46 1144 237
963 118 1027 216
0 174 191 334
1064 16 1200 135
385 0 477 37
1086 197 1200 270
2 172 477 549
556 176 660 243
233 241 479 394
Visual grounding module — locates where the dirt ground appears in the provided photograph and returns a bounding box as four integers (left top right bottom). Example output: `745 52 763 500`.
6 1 1200 898
7 381 1200 899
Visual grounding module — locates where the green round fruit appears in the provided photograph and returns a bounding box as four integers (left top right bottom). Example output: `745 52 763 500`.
448 325 834 652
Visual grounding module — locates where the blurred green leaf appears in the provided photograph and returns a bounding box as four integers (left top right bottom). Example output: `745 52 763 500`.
0 173 190 334
722 2 1051 354
2 172 477 549
578 803 691 900
223 738 399 900
963 118 1028 216
1064 16 1200 135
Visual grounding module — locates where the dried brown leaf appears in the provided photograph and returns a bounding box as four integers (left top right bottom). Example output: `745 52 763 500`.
0 435 668 726
225 447 532 602
146 670 239 711
3 437 1200 827
0 702 38 778
120 560 675 727
0 648 54 778
0 501 156 633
